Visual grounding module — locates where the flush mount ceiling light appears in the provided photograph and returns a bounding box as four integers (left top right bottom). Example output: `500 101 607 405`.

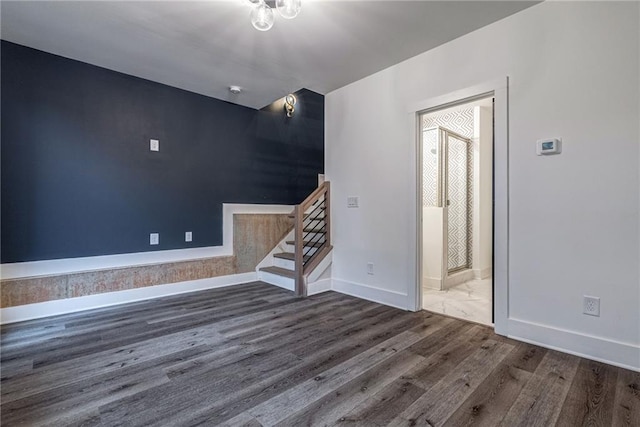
247 0 301 31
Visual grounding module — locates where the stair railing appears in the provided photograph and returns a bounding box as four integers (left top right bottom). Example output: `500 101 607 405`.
293 181 331 296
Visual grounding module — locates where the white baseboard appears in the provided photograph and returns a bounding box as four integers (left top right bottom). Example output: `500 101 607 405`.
423 277 442 290
331 279 408 310
473 267 492 280
445 269 475 289
307 278 332 296
0 272 257 324
257 270 295 292
508 318 640 372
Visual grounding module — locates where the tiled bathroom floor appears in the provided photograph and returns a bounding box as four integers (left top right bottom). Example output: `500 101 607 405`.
422 278 493 326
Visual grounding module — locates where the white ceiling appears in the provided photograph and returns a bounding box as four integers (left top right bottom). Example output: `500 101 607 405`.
1 1 538 109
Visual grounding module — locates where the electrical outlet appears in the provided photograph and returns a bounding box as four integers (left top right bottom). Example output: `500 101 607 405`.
367 262 374 275
150 139 159 152
347 196 359 208
185 231 192 242
150 233 159 245
583 295 600 317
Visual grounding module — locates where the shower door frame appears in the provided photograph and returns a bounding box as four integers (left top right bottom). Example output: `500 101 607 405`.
440 126 473 277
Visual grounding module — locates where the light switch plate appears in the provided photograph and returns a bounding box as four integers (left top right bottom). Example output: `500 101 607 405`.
347 196 359 208
185 231 192 242
150 139 160 152
367 262 374 275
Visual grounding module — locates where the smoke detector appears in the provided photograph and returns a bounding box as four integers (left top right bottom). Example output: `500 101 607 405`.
229 86 242 94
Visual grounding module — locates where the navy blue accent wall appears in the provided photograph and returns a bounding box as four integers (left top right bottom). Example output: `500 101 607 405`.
1 41 324 263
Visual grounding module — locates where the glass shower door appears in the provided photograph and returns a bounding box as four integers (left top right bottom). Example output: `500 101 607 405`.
444 130 472 274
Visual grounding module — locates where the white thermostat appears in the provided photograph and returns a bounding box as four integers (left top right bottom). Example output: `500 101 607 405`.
536 138 561 155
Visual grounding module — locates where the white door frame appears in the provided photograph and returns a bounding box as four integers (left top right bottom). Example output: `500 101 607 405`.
408 77 509 336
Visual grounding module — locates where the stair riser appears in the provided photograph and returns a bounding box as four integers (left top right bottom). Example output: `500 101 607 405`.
258 270 295 291
300 232 326 241
273 257 295 270
284 245 319 256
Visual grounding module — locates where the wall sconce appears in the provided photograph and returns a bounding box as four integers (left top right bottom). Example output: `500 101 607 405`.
284 94 297 117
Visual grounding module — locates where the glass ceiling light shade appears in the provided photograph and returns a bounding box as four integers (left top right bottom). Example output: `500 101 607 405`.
284 94 297 117
250 2 274 31
276 0 301 19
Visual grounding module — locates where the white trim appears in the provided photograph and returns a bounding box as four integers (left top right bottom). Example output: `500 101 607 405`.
422 277 442 290
257 270 295 291
1 204 293 280
508 318 640 372
407 78 505 114
0 272 257 324
332 278 408 310
307 278 332 296
306 249 333 284
473 267 492 280
444 269 475 289
409 78 509 336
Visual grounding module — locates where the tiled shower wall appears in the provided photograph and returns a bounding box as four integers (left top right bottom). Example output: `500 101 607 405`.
422 108 474 207
422 108 474 272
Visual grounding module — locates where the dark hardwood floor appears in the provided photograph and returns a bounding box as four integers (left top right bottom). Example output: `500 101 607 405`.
1 282 638 426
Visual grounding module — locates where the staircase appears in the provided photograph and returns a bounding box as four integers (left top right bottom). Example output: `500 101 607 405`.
258 182 332 296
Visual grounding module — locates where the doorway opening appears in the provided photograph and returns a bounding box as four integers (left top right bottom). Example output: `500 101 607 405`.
419 96 494 326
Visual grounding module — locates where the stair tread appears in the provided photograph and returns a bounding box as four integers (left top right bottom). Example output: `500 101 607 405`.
286 240 324 248
303 228 326 233
274 252 311 261
259 266 296 279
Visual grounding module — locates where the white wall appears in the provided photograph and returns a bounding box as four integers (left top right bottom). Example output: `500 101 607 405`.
472 105 493 279
326 2 640 369
422 207 443 289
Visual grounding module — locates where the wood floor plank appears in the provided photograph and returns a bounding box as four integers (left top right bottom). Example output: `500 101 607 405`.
275 347 425 426
555 358 618 427
440 342 540 427
236 297 374 344
611 369 640 427
335 379 426 426
0 283 288 360
1 344 210 426
2 282 637 427
12 298 291 368
1 293 265 364
247 330 433 426
217 291 348 336
0 358 33 381
289 307 437 361
1 324 224 402
98 347 303 425
162 309 448 426
143 288 295 325
405 318 475 358
389 339 514 426
0 282 271 336
216 412 263 427
245 300 381 349
402 324 491 390
498 349 581 427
